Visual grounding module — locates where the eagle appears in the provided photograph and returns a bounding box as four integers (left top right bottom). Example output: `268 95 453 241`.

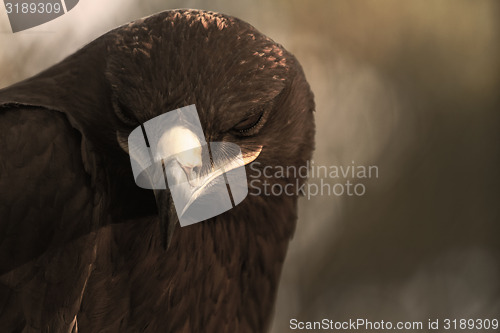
0 9 315 333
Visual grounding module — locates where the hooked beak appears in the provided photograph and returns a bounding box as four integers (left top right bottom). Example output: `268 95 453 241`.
177 145 263 217
124 125 262 250
156 128 262 249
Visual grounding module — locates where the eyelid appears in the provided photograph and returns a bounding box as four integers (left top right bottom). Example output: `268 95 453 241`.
234 112 264 132
113 98 138 126
231 108 267 136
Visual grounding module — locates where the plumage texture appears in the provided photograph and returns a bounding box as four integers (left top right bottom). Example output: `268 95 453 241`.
0 9 315 332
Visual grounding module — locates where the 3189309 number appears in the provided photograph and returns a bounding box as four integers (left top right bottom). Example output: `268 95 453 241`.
5 2 62 14
443 318 499 330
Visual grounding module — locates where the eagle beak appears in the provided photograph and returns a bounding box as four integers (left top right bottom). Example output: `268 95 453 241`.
127 124 263 250
156 129 262 245
151 126 204 249
176 144 263 217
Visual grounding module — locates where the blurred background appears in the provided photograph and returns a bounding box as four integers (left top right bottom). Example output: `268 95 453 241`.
1 1 499 331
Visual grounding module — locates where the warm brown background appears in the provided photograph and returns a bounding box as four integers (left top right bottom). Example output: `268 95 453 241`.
1 1 499 332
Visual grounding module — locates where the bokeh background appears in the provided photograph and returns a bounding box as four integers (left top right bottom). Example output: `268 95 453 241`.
1 1 499 332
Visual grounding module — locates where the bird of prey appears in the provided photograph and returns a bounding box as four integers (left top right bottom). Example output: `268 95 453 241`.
0 9 315 333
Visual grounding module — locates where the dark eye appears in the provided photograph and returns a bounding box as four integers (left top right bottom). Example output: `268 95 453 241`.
232 111 265 135
113 98 138 126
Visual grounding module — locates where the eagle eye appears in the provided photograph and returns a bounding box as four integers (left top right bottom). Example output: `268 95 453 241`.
231 110 265 136
113 98 138 126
